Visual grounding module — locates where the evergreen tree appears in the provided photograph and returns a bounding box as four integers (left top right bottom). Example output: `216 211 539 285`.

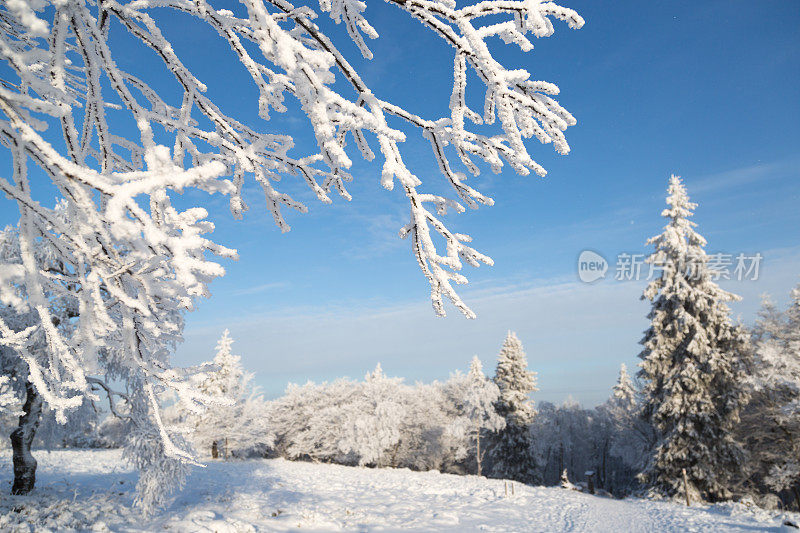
638 175 749 501
742 286 800 503
603 364 651 493
610 364 636 414
489 332 540 484
189 330 266 459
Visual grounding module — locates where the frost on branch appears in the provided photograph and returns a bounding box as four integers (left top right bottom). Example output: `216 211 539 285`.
0 0 581 508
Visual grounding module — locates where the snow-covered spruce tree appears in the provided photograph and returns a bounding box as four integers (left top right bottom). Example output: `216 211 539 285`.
601 364 651 495
184 330 268 459
489 331 539 483
605 362 654 465
0 0 583 510
609 364 635 414
638 175 750 502
444 356 504 475
740 288 800 506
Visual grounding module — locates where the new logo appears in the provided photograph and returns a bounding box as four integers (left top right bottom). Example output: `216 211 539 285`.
577 250 608 283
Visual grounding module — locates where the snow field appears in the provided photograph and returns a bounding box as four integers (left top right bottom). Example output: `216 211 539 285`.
0 450 794 532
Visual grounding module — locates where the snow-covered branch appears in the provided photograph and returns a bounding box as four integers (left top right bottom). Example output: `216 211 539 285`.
0 0 581 509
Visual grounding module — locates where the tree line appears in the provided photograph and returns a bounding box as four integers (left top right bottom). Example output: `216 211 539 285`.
167 176 800 510
3 175 798 510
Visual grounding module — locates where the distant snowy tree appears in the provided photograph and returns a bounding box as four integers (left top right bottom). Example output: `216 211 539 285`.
267 365 495 473
533 399 580 485
397 381 458 472
340 364 406 467
740 288 800 505
605 363 652 464
532 398 608 489
444 356 504 475
184 330 268 459
609 364 636 415
638 175 750 502
270 365 439 469
600 364 651 495
269 378 358 463
489 331 539 484
0 0 583 509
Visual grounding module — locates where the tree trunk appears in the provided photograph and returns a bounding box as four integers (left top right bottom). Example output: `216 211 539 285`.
682 468 691 507
600 442 608 490
475 425 482 476
389 441 401 468
10 381 43 495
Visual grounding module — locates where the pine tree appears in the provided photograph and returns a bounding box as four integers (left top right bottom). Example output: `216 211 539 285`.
742 285 800 502
638 175 750 501
603 363 652 492
610 364 636 414
489 332 540 484
189 330 266 459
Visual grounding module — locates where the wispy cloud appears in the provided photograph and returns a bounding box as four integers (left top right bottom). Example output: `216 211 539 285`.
232 281 290 296
177 244 800 407
689 157 800 195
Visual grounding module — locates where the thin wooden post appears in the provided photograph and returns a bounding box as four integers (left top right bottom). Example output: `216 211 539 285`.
511 482 515 496
682 468 691 507
504 481 508 497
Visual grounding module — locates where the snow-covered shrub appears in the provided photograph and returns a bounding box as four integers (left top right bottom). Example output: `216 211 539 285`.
739 288 800 508
266 361 503 473
442 356 505 475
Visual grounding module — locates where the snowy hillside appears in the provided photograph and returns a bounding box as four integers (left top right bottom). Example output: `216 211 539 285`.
0 450 793 532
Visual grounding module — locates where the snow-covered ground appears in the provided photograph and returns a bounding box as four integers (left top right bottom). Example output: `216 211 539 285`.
0 449 794 532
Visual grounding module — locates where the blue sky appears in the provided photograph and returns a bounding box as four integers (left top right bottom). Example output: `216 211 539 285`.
3 0 799 405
